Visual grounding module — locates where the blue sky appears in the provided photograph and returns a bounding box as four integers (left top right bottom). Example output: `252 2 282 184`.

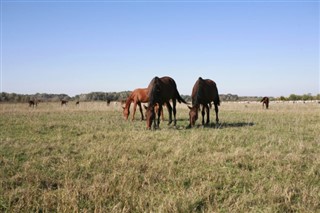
1 0 319 97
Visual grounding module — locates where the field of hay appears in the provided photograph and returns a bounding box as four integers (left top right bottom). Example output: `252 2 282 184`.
0 101 319 212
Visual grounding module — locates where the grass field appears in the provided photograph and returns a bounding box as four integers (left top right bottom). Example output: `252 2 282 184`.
0 101 319 212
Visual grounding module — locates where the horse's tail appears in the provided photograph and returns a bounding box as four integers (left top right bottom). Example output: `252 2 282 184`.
214 94 220 106
214 83 220 106
175 90 188 104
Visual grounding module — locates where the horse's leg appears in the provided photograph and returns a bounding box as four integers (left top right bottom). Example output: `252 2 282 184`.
132 101 137 121
206 104 210 125
214 103 219 124
137 102 144 120
172 99 177 126
161 104 164 121
157 104 162 128
166 102 173 125
201 105 205 125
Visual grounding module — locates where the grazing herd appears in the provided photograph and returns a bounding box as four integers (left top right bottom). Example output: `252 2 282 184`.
27 76 271 130
124 76 221 130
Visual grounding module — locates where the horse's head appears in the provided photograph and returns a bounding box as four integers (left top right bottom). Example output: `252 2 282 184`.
146 105 156 130
122 106 130 120
188 105 199 127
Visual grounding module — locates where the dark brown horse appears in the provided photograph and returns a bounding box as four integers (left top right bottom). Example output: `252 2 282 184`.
61 100 68 106
144 103 165 121
188 77 220 127
122 88 149 121
261 97 269 109
146 76 187 129
76 101 80 106
29 100 38 108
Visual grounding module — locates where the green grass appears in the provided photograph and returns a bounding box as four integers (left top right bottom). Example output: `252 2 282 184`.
0 101 319 212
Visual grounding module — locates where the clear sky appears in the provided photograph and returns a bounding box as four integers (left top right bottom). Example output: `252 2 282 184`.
1 0 319 97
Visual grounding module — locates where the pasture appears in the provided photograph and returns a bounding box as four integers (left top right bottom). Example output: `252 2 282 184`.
0 101 319 212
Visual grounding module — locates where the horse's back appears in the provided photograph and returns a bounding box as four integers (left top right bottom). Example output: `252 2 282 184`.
132 88 149 102
192 77 219 105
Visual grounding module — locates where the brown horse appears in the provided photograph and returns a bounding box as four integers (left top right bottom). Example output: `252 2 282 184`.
61 100 68 106
122 88 149 121
188 77 220 127
143 103 165 121
123 88 165 121
261 97 269 109
29 100 38 108
146 76 187 129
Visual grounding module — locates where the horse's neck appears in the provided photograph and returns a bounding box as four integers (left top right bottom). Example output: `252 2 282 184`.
125 97 133 109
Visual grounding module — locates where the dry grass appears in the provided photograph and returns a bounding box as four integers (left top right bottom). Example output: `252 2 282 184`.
0 101 319 212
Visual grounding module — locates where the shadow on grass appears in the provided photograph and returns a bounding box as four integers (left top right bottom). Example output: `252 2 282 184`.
146 120 255 130
216 122 255 129
182 122 255 130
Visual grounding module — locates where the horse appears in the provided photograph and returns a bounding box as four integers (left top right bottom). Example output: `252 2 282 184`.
123 88 164 121
106 99 111 106
122 88 149 121
76 101 80 106
29 100 38 108
143 103 165 121
261 97 269 109
61 100 68 106
145 76 187 130
188 77 220 128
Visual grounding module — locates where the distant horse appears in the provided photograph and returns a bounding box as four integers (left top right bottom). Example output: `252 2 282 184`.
106 99 111 106
123 88 149 121
76 101 80 106
261 97 269 109
146 76 187 129
188 77 220 127
29 100 38 108
61 100 68 106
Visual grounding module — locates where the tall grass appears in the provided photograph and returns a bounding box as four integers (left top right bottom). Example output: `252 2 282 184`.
0 101 319 212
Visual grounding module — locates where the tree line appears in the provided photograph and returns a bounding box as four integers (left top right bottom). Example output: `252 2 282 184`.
0 92 319 103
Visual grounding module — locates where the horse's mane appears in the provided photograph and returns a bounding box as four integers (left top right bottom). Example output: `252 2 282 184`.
124 96 132 109
193 77 204 106
148 77 161 107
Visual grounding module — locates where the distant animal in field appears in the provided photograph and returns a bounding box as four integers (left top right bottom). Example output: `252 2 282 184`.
106 99 111 106
76 101 80 106
28 100 38 108
261 97 269 109
61 100 68 106
145 76 187 130
188 77 220 128
123 88 149 121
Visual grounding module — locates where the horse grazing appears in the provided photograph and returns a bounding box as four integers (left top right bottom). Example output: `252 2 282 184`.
61 100 68 106
122 88 149 121
146 76 187 130
188 77 220 128
29 100 38 108
143 103 165 121
261 97 269 109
